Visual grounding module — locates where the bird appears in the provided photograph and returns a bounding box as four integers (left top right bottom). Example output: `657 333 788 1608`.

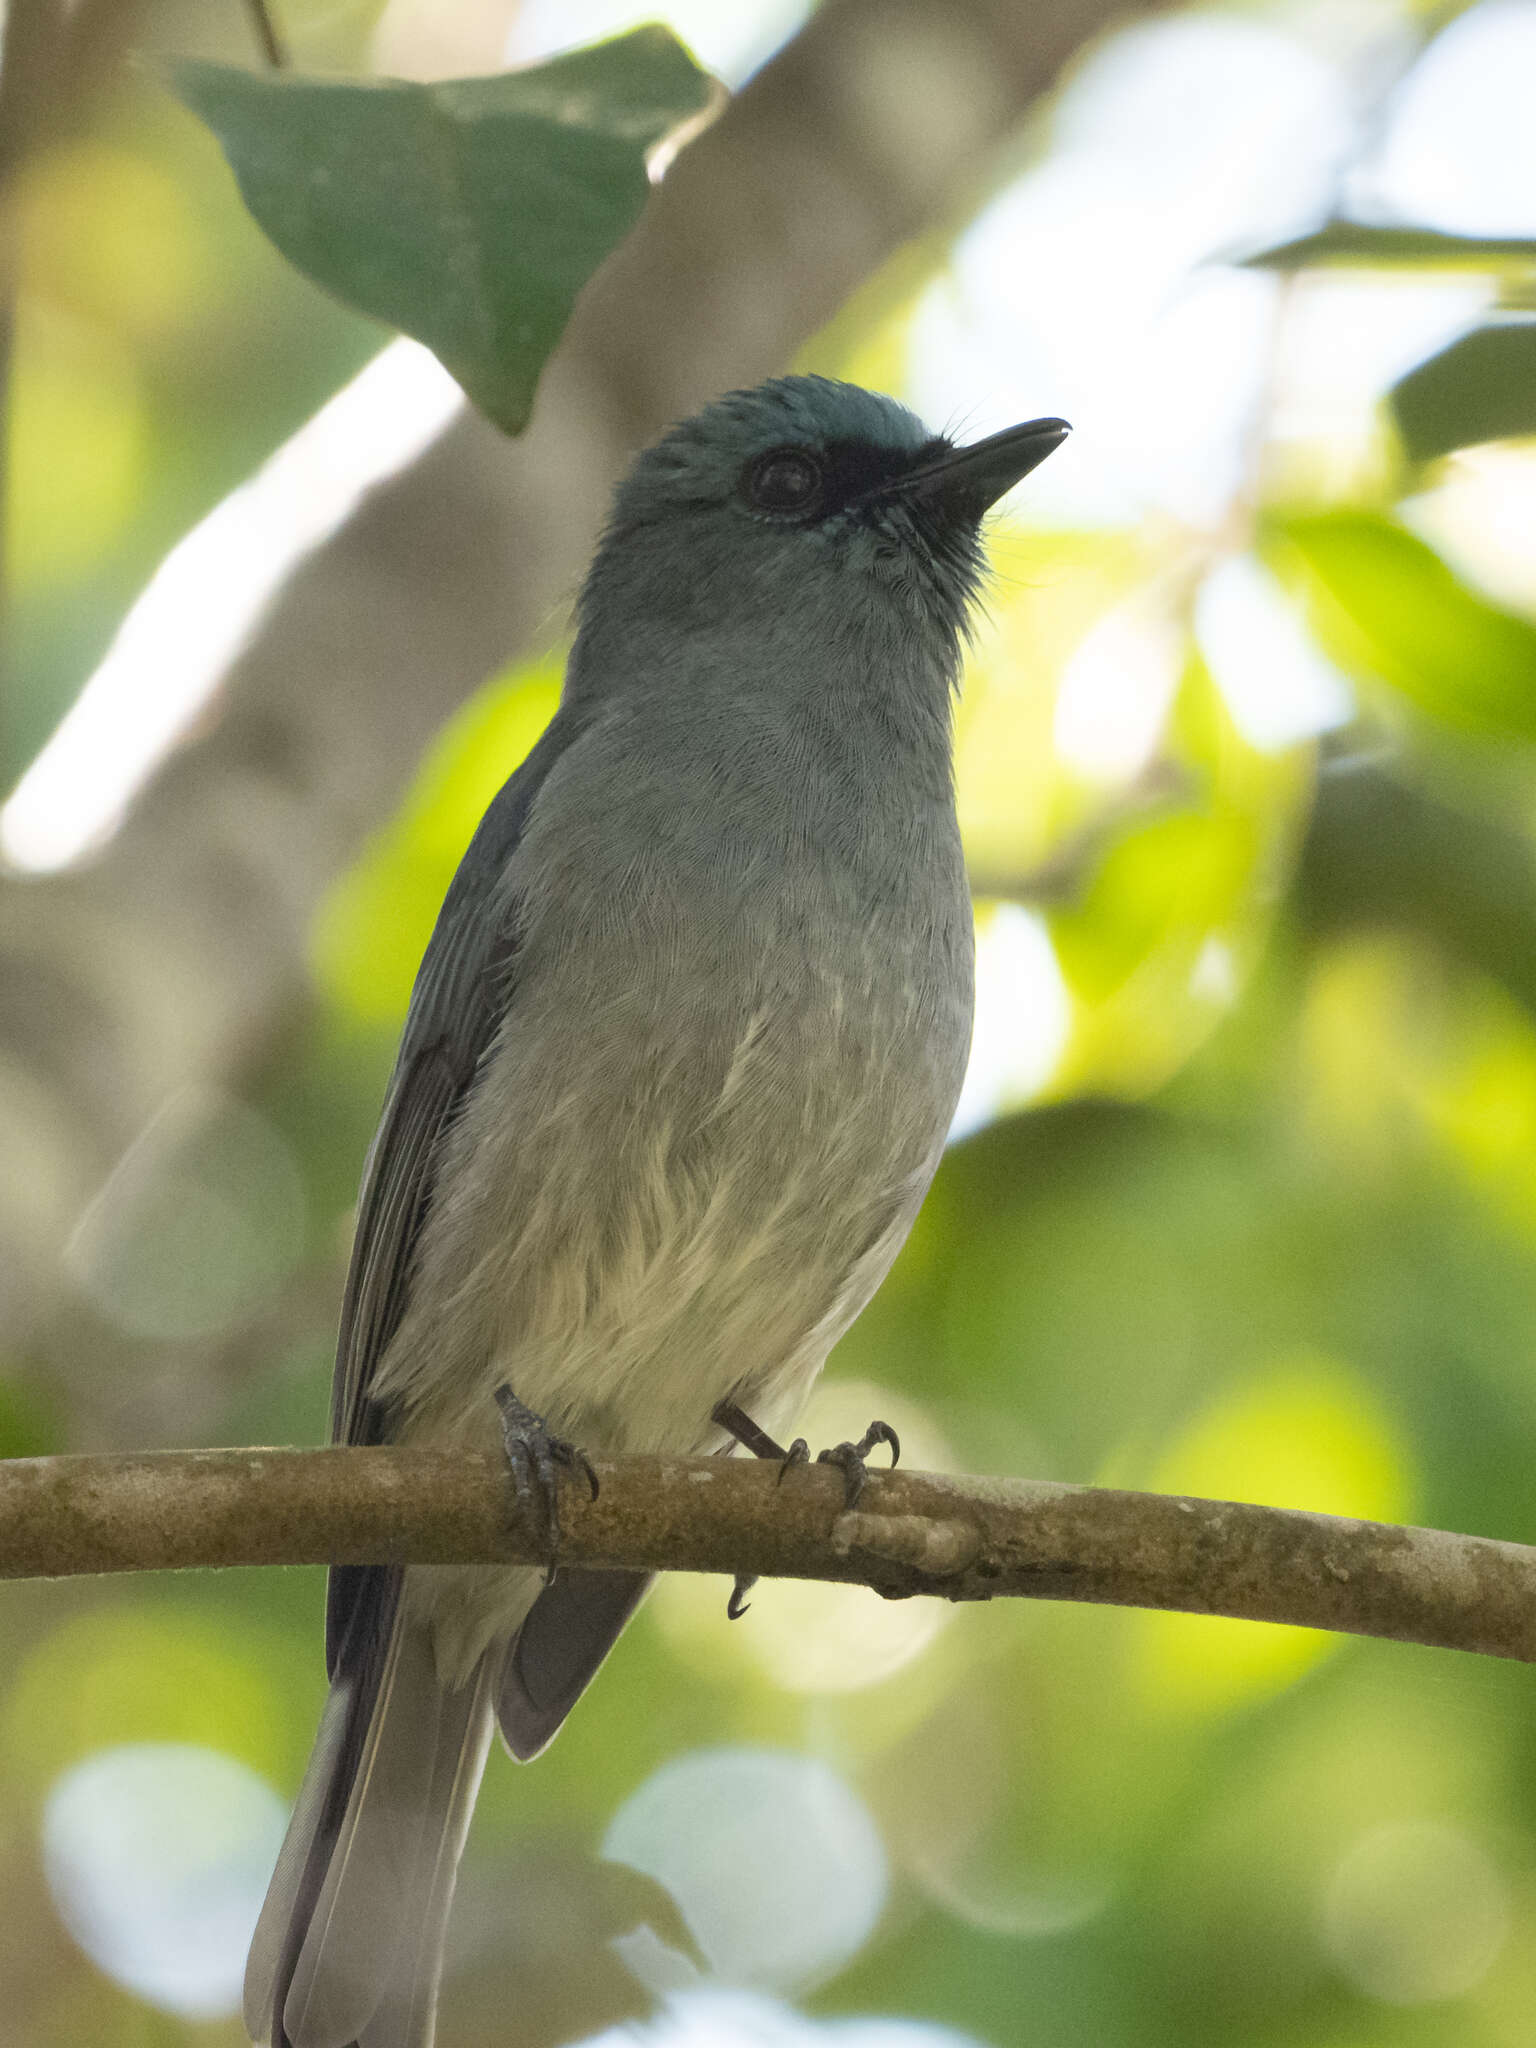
244 373 1068 2048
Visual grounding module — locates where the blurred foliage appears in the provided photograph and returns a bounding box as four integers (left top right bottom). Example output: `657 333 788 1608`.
9 0 1536 2046
312 655 565 1025
1244 222 1536 271
1392 320 1536 460
1267 512 1536 739
2 88 381 774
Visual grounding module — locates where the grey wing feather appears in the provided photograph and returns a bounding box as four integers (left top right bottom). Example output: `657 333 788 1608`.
326 709 585 1675
496 1568 654 1761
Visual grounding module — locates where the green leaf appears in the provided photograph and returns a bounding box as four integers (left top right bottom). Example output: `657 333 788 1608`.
170 31 713 434
1390 320 1536 461
1264 511 1536 739
1240 221 1536 272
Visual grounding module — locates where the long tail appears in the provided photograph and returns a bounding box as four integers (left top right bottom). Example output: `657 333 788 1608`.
245 1609 494 2048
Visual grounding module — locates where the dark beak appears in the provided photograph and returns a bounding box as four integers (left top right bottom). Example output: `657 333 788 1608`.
886 416 1071 519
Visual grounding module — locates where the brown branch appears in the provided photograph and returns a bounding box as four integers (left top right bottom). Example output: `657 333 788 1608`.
2 1447 1533 1663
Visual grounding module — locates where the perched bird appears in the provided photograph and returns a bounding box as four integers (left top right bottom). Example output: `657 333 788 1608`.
245 375 1067 2048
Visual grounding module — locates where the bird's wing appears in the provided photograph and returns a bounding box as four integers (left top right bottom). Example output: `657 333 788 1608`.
324 709 581 1678
495 1566 655 1760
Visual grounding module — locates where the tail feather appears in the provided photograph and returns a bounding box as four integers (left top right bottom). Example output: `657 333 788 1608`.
284 1619 438 2046
249 1566 652 2046
245 1611 493 2048
244 1679 355 2043
357 1655 495 2048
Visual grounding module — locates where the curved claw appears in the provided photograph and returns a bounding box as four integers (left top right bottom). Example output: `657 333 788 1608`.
726 1573 757 1620
859 1419 901 1470
774 1438 810 1488
560 1444 601 1502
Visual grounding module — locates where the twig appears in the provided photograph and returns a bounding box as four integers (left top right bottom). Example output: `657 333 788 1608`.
2 1447 1533 1664
243 0 288 69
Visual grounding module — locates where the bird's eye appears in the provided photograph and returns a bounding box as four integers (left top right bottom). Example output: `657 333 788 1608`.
744 447 825 516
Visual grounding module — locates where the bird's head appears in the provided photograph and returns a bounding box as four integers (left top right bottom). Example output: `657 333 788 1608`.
575 376 1068 679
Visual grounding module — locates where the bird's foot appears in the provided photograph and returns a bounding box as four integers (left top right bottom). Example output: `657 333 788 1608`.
494 1385 599 1583
813 1420 901 1508
712 1400 900 1508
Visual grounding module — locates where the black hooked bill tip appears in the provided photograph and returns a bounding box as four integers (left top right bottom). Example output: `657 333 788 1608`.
886 416 1071 517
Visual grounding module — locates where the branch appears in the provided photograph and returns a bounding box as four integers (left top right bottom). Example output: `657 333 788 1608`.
3 1447 1534 1663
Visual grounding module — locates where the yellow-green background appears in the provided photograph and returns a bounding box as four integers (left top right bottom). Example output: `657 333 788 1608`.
6 0 1536 2042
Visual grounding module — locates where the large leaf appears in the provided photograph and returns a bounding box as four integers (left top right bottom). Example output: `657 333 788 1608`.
171 31 713 434
1391 320 1536 461
1241 220 1536 272
1265 511 1536 739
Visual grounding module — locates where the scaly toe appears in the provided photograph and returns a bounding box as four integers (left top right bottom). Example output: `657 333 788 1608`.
816 1441 872 1507
494 1384 596 1565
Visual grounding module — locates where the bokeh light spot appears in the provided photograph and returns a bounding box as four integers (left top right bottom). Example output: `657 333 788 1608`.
1403 444 1536 615
574 1986 991 2045
5 299 146 593
42 1743 286 2019
1321 1821 1510 2004
1196 555 1354 753
19 139 214 341
603 1748 887 1992
950 907 1072 1139
1053 599 1184 783
1362 0 1536 234
505 0 811 87
64 1087 305 1341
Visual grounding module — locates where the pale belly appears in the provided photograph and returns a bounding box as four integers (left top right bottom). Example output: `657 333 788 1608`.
374 911 971 1682
379 1001 955 1452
